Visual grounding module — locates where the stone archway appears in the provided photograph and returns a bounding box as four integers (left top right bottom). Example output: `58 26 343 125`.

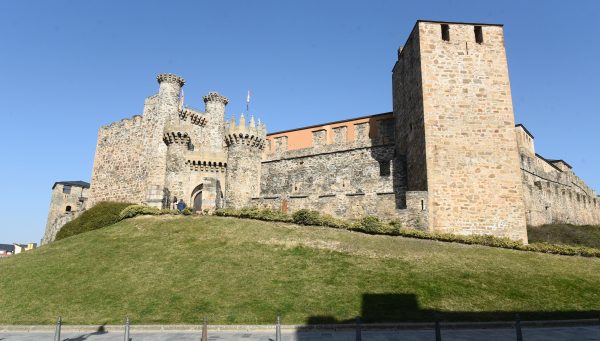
191 184 204 213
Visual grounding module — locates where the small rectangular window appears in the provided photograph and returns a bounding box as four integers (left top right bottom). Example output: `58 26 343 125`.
474 26 483 44
63 185 71 194
441 24 450 41
379 160 391 177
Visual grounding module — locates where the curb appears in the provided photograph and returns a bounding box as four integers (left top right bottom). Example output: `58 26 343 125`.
1 319 599 333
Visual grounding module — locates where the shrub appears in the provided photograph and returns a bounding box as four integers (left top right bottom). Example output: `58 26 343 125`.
182 207 194 216
291 209 322 226
319 214 351 229
55 201 133 241
215 207 292 222
119 205 180 220
352 216 389 234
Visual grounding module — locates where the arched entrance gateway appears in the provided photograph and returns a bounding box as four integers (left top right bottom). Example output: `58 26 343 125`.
191 184 203 213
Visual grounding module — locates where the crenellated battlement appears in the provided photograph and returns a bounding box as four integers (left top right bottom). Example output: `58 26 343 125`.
163 131 191 145
225 114 267 149
157 73 185 86
203 91 229 105
186 159 227 172
179 108 207 126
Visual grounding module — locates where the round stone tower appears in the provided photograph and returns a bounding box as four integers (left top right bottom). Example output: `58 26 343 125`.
202 92 229 152
225 114 267 208
156 73 185 120
143 73 187 208
163 127 191 208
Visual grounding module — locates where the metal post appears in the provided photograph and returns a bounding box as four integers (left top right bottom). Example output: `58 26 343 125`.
435 319 442 341
54 316 61 341
515 314 523 341
202 316 207 341
276 315 282 341
355 316 361 341
124 316 130 341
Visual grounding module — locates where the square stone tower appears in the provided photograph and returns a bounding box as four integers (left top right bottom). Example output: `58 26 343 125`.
393 20 528 242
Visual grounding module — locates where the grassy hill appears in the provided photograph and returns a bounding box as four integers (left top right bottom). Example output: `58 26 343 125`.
1 215 600 325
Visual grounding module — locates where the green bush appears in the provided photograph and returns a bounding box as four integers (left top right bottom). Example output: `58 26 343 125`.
182 207 194 216
119 205 180 220
56 201 133 241
215 207 292 222
291 209 323 225
352 216 388 234
319 214 351 229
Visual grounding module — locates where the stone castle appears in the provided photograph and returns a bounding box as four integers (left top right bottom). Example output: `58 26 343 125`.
43 20 600 245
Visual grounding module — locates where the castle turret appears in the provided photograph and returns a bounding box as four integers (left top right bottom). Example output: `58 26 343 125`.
144 73 186 208
163 123 191 208
224 114 267 208
202 92 229 152
157 73 185 120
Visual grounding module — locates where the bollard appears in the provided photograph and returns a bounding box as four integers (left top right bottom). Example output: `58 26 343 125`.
435 319 441 341
276 315 282 341
355 316 361 341
201 316 207 341
54 316 61 341
515 314 523 341
124 316 130 341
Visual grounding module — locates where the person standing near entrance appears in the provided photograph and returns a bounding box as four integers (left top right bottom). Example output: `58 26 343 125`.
176 199 187 212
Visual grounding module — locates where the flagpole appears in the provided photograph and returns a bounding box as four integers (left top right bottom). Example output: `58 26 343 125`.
246 90 250 114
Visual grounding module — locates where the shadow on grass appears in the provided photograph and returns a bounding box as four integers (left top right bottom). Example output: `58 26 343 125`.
301 293 600 324
63 324 108 341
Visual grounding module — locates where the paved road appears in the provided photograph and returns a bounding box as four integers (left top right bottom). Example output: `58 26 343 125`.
1 327 600 340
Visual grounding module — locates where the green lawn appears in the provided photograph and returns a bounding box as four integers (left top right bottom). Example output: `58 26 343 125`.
1 216 600 325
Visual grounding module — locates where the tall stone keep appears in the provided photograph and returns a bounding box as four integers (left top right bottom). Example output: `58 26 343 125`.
225 115 267 207
393 21 528 242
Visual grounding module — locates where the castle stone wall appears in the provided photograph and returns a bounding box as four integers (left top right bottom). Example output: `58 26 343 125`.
88 115 148 206
257 123 428 227
515 126 600 226
520 154 600 226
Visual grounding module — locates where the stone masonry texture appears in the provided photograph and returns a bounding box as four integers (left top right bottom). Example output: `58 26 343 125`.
44 20 600 244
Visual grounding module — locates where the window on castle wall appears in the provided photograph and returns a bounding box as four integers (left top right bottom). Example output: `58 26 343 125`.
63 185 71 194
379 160 391 177
474 26 483 44
441 24 450 41
65 206 72 212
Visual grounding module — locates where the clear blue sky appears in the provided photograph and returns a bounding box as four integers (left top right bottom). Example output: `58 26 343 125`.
1 0 598 243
